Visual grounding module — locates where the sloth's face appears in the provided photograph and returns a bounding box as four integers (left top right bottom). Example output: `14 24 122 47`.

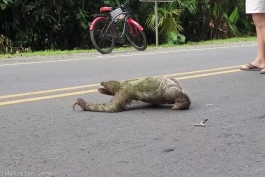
98 81 120 96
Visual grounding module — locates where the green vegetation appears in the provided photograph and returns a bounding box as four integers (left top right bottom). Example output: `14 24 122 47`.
0 0 256 56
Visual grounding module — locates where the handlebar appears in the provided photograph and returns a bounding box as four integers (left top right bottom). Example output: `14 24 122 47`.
106 0 130 9
122 0 130 6
120 0 131 12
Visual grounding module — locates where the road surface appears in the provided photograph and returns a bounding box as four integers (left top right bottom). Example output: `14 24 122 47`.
0 44 265 177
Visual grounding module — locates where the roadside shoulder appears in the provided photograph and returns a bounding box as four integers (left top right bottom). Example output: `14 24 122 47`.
0 41 256 65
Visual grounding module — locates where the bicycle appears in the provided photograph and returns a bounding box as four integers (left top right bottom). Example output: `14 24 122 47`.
89 0 148 54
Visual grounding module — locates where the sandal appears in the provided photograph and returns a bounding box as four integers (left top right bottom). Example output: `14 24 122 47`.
260 69 265 74
240 63 262 71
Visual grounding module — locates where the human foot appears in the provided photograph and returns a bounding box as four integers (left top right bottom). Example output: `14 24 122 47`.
240 63 263 71
260 68 265 74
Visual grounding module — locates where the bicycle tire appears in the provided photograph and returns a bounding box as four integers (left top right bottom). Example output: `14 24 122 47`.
125 21 147 51
90 18 116 54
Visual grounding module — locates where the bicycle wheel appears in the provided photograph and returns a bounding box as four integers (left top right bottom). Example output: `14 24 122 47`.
125 21 147 51
90 18 116 54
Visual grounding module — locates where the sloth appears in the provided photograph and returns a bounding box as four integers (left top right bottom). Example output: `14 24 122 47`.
72 76 191 112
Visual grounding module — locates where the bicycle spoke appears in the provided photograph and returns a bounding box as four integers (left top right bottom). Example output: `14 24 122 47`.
126 24 147 50
90 18 116 54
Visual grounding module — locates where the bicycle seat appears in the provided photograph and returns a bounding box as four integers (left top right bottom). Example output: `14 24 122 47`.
100 7 112 12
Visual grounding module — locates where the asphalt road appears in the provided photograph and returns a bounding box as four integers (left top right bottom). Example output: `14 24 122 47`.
1 44 265 177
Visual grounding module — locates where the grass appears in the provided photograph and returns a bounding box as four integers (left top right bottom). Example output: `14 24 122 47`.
0 36 256 58
158 36 257 47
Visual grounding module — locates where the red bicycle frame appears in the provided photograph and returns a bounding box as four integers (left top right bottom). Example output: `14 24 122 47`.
89 17 143 31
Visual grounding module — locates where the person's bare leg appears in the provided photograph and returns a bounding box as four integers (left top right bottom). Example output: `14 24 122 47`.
252 13 265 68
240 13 265 70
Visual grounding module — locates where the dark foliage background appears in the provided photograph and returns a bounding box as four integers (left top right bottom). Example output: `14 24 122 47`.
0 0 256 53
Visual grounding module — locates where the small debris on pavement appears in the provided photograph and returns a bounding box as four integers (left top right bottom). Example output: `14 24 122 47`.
163 148 175 153
192 118 208 127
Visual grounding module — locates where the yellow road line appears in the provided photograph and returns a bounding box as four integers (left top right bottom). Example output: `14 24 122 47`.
0 69 241 106
176 69 240 80
0 89 98 106
160 65 240 77
0 65 241 99
0 84 99 99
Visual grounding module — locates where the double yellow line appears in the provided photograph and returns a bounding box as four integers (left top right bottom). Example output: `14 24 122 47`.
0 65 242 106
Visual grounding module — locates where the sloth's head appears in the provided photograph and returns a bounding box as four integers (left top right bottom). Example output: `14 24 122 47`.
98 80 121 96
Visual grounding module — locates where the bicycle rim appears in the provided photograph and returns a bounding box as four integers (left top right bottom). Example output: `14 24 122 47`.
90 18 116 54
125 22 147 51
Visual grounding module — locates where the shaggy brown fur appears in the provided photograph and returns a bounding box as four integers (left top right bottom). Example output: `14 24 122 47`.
72 76 191 112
